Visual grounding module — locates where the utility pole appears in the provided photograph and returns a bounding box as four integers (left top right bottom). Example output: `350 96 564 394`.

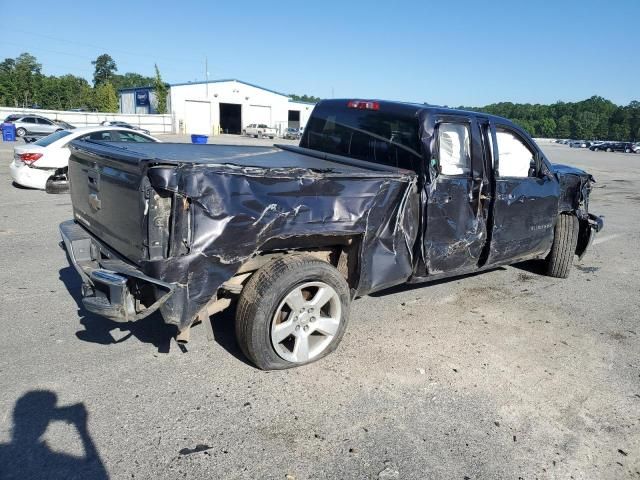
205 57 209 97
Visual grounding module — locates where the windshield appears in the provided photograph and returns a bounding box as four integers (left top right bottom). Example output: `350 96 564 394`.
33 130 73 147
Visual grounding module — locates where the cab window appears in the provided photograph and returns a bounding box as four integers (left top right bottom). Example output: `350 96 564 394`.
437 123 471 176
496 128 536 178
117 131 153 142
81 131 113 141
302 106 421 171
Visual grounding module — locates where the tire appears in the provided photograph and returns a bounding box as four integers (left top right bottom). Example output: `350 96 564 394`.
606 147 613 152
235 254 351 370
625 148 631 153
16 127 26 137
545 213 579 279
45 177 69 194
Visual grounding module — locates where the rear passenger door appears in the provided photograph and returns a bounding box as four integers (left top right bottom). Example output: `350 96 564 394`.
21 117 37 133
485 124 559 264
36 117 57 134
423 115 489 273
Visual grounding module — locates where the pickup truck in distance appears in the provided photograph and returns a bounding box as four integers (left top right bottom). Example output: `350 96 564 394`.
243 123 276 139
59 99 603 370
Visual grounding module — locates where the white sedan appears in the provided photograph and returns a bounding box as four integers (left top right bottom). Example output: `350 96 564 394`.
10 126 160 191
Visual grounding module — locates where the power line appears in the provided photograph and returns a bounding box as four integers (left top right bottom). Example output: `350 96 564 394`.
3 27 201 66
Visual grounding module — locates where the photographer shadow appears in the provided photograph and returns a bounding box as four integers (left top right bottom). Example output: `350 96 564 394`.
59 266 176 354
0 390 108 480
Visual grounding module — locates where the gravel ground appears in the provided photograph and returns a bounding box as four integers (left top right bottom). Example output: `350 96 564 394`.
0 137 638 479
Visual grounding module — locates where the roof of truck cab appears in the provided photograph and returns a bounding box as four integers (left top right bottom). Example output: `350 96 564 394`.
319 99 512 124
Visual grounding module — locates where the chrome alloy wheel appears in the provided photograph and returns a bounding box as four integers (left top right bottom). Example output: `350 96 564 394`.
270 281 341 363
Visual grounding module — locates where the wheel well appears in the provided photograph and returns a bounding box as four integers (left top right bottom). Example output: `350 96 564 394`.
220 236 362 296
575 217 591 258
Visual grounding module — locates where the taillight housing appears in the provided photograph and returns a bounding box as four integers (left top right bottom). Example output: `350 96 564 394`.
347 100 380 111
19 153 43 164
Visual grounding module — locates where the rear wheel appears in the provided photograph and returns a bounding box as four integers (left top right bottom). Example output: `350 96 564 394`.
606 147 613 152
235 255 350 370
545 213 579 278
16 127 26 137
625 148 631 153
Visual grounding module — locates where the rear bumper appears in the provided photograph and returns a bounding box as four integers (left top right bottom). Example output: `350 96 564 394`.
59 220 175 322
10 160 53 190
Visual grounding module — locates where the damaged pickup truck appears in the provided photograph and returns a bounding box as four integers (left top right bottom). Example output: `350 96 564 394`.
59 99 603 369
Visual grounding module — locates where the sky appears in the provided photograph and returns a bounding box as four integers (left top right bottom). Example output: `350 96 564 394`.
0 0 638 107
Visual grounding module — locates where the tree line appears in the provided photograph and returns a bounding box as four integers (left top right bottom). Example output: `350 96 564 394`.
0 52 167 114
462 96 640 141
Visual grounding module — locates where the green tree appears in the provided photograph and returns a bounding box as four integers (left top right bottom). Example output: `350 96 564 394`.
92 54 117 87
112 72 154 91
12 53 43 106
289 93 321 103
94 81 118 112
556 115 572 138
152 64 168 114
539 118 557 137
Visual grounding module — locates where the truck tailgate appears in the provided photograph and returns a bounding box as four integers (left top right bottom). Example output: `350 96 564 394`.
68 142 150 263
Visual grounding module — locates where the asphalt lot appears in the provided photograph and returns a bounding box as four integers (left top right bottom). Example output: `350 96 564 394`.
0 136 638 479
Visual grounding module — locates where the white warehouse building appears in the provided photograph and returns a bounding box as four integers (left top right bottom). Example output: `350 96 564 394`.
119 79 316 136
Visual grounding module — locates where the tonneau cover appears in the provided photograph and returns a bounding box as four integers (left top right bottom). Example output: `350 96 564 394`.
79 142 406 176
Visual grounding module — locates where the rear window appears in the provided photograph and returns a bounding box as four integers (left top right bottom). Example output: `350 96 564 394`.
34 130 72 146
301 104 421 170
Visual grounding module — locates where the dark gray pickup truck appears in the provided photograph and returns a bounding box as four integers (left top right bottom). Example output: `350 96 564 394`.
59 99 603 369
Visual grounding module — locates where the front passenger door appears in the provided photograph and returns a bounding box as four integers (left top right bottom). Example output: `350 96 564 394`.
486 125 559 264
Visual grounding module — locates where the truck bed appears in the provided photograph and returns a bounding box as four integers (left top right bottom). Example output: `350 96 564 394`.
74 142 406 175
66 140 419 329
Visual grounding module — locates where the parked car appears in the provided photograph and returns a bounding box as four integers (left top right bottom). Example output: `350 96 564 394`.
633 143 640 153
283 127 302 140
569 140 587 148
3 114 63 137
590 142 634 153
244 123 277 139
53 119 75 130
100 121 150 135
10 127 159 192
58 98 603 370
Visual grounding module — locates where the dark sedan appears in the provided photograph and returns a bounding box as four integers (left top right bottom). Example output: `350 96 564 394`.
590 142 635 153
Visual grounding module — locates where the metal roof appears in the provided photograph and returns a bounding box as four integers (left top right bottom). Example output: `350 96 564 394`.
118 79 318 104
169 78 289 97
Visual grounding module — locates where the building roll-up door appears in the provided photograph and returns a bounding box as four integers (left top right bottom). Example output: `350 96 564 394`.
247 105 272 127
184 100 211 135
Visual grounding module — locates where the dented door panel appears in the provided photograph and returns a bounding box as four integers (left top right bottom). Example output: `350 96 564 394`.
487 177 559 264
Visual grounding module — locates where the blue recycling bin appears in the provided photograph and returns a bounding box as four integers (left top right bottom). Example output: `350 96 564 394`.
190 134 208 144
2 122 16 142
